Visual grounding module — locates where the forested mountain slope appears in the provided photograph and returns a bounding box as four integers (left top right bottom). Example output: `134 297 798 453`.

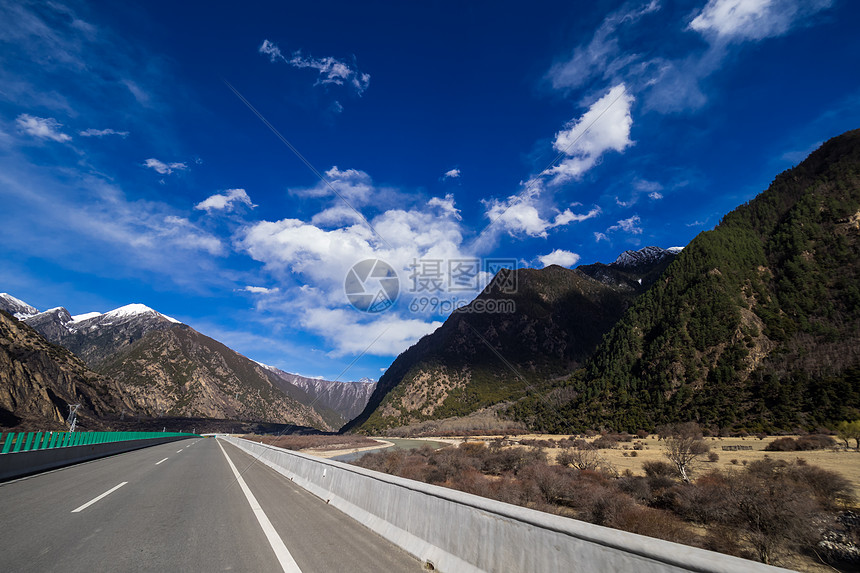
347 249 678 433
511 129 860 433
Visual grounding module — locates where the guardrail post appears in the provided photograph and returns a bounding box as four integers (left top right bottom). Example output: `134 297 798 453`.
0 433 11 454
12 432 25 452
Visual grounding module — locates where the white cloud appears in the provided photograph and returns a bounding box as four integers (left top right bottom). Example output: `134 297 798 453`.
195 188 257 213
607 214 643 234
143 158 187 175
594 232 609 242
235 167 491 356
79 128 129 137
311 204 365 227
259 39 284 61
484 195 600 238
15 114 71 142
301 308 443 357
553 206 602 226
538 249 581 268
292 166 376 205
546 84 635 185
547 1 661 91
633 179 663 192
242 286 279 294
161 216 223 255
427 194 461 220
0 159 226 285
689 0 832 42
617 179 664 205
259 40 370 95
443 168 461 179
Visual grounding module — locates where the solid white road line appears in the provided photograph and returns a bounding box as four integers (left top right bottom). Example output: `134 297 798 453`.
156 458 169 465
71 482 128 513
217 440 302 573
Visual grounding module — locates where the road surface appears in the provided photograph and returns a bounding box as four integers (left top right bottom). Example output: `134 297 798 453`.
0 438 422 572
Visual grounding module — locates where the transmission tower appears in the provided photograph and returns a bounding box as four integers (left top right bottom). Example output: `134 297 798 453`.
66 404 81 432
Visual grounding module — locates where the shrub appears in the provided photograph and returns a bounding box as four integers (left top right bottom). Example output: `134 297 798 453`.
584 487 636 527
613 506 698 545
673 472 731 524
520 464 575 504
708 452 720 462
765 437 798 451
482 446 545 475
795 434 836 451
788 463 855 510
617 475 651 502
592 435 618 449
643 460 675 478
723 462 820 564
766 435 836 451
636 429 649 439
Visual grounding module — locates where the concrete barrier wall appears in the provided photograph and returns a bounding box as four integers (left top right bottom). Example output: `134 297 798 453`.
0 436 193 481
222 437 789 573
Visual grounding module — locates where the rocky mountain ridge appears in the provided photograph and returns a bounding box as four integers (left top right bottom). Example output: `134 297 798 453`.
0 296 339 430
0 310 132 430
263 366 377 422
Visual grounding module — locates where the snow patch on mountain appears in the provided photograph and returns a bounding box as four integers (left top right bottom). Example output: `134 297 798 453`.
612 246 681 268
102 303 180 324
0 293 39 319
71 312 102 323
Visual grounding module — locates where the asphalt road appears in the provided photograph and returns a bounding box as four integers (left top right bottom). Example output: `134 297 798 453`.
0 438 422 572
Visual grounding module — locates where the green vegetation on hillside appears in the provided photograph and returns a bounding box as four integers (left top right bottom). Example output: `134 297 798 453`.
511 129 860 433
349 261 675 434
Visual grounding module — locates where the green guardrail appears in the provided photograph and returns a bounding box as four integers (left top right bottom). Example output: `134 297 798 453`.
0 431 198 454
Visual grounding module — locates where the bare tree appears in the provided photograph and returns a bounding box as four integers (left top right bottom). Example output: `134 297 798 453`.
661 422 709 483
836 420 860 450
556 442 617 475
557 443 601 471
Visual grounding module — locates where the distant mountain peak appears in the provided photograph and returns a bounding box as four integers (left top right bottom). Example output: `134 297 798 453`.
0 293 39 320
101 303 180 324
612 246 682 268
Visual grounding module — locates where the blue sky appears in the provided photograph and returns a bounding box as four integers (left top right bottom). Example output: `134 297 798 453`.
1 0 859 381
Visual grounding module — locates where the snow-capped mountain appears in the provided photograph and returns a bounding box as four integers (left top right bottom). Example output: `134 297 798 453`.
612 246 683 268
1 293 335 429
16 302 182 366
0 293 39 320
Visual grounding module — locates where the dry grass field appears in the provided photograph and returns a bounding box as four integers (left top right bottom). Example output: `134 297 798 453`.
468 433 860 499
